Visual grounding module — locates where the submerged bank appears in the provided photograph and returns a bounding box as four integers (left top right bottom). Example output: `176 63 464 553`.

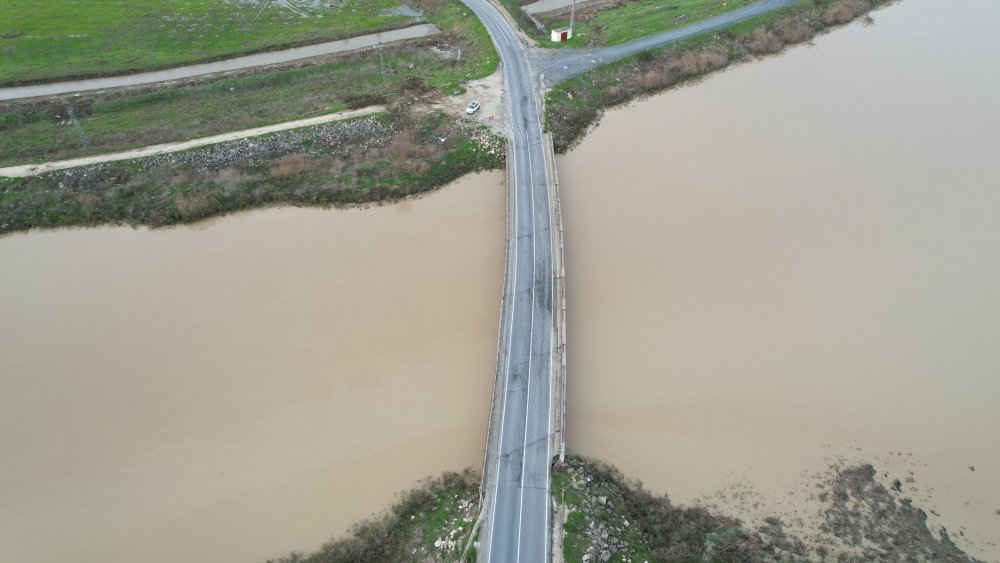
552 457 978 562
269 456 980 562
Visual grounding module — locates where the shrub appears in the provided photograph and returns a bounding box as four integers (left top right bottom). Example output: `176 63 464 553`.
406 0 444 12
632 70 666 91
748 28 785 54
823 0 871 25
774 16 815 43
269 154 317 179
387 128 441 161
603 85 628 104
174 189 218 220
667 46 729 76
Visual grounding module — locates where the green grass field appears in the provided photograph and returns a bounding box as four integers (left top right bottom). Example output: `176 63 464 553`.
537 0 735 47
0 0 498 166
0 0 415 84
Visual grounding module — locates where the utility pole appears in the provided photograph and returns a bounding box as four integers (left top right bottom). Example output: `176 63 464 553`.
67 107 90 149
569 0 576 36
377 33 386 79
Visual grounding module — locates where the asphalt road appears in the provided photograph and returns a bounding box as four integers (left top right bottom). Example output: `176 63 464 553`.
459 0 556 561
465 1 802 561
534 0 800 84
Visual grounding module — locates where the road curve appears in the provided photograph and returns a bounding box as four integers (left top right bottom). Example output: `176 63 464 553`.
461 0 556 561
534 0 800 84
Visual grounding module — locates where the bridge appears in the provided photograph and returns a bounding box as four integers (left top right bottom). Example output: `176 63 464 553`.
465 0 800 560
462 0 563 560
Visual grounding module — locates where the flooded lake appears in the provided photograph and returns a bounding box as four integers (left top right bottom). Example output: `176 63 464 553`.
558 0 1000 558
0 172 505 563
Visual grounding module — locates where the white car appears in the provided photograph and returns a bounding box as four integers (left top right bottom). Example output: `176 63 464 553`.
466 101 481 115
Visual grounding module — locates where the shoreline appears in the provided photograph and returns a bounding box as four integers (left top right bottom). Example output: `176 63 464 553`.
0 112 504 235
266 456 982 562
3 0 996 560
545 0 901 153
1 0 890 234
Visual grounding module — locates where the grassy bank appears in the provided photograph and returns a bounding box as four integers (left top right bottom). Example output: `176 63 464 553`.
545 0 897 152
537 0 734 48
0 0 498 167
0 0 414 85
554 457 739 562
0 112 504 233
266 469 480 563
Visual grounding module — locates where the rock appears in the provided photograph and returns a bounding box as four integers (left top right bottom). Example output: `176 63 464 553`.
434 538 443 548
597 496 607 506
601 549 612 562
582 555 591 562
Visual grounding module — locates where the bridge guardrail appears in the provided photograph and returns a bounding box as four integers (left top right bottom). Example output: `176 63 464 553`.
542 132 568 467
480 141 516 503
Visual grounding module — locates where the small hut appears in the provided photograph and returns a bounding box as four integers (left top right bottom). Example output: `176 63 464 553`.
550 27 572 42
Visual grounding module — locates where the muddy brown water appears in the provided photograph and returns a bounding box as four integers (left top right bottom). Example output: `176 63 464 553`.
558 0 1000 558
0 172 504 563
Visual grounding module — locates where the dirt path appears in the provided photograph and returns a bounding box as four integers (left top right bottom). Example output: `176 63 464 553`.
0 107 384 178
0 24 439 101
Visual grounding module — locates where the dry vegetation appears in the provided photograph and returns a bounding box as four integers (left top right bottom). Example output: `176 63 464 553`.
748 28 785 55
824 0 873 25
632 70 667 90
773 16 815 44
269 154 319 179
174 189 220 220
407 0 447 11
0 113 505 233
666 46 729 75
387 127 439 161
